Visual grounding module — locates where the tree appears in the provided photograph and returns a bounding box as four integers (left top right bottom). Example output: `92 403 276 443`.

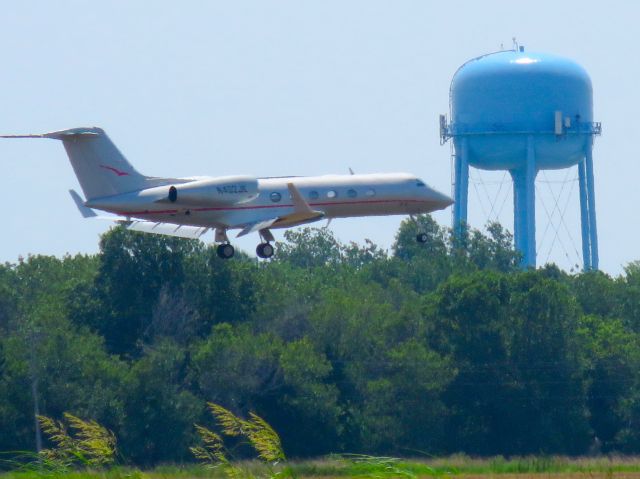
182 247 258 334
87 227 202 356
573 270 617 317
191 324 282 412
578 315 640 451
263 338 342 456
276 228 343 269
507 272 590 454
429 270 591 455
119 340 202 465
428 271 513 454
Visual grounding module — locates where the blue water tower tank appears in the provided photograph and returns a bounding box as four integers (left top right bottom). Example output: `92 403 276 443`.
442 47 601 268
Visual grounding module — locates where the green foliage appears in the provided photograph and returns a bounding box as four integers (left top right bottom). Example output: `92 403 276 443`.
5 219 640 465
119 340 202 466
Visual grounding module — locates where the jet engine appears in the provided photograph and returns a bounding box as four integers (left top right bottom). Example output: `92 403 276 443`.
164 176 259 206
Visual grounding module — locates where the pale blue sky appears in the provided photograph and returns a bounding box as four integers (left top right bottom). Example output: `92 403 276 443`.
0 1 636 273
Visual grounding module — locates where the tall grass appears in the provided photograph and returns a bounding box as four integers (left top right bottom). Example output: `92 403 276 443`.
191 402 290 479
0 413 117 477
37 413 117 468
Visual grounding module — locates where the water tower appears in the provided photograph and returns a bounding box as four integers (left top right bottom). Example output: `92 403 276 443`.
440 47 601 269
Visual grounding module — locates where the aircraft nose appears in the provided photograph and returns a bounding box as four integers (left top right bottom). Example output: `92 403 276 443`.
430 189 454 209
418 181 454 209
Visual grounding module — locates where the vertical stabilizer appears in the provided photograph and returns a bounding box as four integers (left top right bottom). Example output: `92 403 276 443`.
45 127 150 199
2 127 159 200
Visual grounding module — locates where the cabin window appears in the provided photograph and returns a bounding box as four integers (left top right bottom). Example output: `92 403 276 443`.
270 192 282 203
347 189 357 198
327 190 337 199
365 188 376 197
309 190 319 200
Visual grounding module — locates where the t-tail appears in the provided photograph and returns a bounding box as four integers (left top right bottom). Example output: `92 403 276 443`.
1 127 167 200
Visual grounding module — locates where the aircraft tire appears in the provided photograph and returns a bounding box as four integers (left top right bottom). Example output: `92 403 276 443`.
256 243 274 259
416 233 428 243
217 243 235 259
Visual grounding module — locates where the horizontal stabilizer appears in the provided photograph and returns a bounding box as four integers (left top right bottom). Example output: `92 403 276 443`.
0 128 101 139
127 221 209 240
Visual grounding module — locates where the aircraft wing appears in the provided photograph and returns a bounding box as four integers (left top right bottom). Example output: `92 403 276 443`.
236 182 324 237
127 221 209 239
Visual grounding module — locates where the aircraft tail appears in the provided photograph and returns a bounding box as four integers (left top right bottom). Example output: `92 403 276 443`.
2 127 158 200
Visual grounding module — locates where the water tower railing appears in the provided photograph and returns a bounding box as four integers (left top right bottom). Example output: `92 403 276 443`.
442 122 602 139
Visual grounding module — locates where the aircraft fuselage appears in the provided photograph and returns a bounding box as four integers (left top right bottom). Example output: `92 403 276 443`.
89 172 452 230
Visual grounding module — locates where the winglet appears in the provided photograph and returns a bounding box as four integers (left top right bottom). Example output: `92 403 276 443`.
287 183 313 214
69 189 97 218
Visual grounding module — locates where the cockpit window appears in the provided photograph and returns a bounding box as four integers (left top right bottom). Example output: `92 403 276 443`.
416 180 426 187
270 192 282 202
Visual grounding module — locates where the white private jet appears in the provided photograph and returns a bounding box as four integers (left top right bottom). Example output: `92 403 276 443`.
2 127 452 259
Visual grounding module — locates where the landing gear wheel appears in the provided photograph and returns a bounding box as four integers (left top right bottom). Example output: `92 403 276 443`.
216 243 235 259
256 242 274 259
416 233 428 243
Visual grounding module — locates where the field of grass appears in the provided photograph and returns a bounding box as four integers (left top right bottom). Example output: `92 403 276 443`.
5 456 640 479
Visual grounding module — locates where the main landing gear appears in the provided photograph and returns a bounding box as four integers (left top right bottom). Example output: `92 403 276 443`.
215 228 235 259
256 228 275 259
217 243 235 259
256 242 274 259
213 228 275 260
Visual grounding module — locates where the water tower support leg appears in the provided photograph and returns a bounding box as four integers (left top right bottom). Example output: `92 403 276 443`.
585 146 599 269
525 138 536 266
578 158 592 270
512 171 522 254
512 137 537 268
453 138 469 236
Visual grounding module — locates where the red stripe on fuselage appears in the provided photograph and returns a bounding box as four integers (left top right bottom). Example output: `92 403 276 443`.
116 198 425 216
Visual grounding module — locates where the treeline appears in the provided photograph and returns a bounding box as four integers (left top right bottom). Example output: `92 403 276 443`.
1 216 640 464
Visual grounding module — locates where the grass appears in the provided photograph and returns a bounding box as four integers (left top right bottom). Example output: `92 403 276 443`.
5 456 640 479
283 455 640 477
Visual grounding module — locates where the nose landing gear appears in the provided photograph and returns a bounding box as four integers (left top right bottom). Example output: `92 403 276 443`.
256 228 275 259
410 216 429 243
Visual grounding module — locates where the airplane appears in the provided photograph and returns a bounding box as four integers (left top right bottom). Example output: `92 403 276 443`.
1 127 453 259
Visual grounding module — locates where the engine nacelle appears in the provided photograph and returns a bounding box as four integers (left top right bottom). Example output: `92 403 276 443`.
85 176 260 213
166 176 259 206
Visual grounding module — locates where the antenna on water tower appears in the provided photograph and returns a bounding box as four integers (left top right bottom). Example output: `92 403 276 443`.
440 48 601 270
